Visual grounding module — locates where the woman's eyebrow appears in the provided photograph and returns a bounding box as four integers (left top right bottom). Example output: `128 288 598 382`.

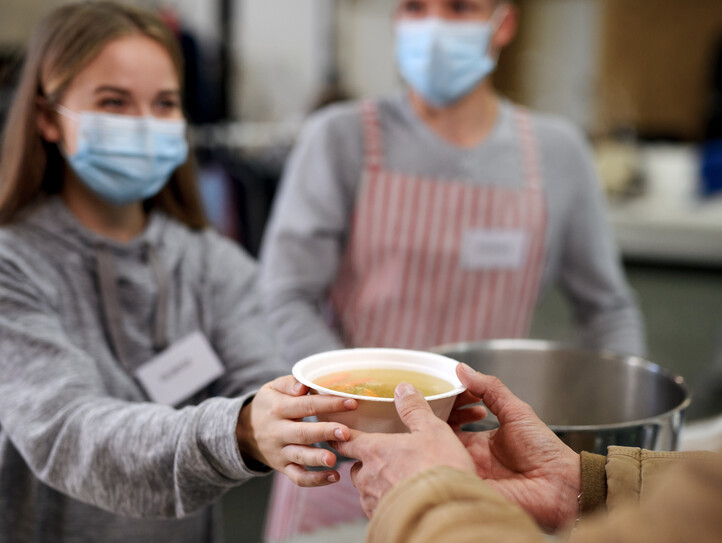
93 85 131 95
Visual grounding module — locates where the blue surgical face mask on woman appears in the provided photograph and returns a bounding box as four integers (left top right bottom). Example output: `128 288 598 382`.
56 105 188 206
395 8 504 107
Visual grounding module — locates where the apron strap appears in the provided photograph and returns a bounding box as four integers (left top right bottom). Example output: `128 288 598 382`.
360 101 384 172
514 107 543 192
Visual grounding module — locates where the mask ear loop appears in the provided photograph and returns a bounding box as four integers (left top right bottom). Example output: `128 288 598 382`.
55 103 80 122
486 4 510 64
51 104 81 158
489 2 510 29
34 96 75 156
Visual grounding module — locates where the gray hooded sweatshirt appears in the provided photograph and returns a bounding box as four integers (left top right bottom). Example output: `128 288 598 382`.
0 196 287 542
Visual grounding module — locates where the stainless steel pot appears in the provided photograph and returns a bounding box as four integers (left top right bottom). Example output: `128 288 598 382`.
432 340 691 454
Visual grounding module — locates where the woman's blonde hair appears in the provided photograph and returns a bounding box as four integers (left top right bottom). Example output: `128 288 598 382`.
0 1 207 227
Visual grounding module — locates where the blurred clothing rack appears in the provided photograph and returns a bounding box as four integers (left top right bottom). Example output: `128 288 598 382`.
189 121 302 258
189 120 301 155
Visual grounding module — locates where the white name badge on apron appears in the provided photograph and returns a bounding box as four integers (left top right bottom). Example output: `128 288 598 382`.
135 331 224 406
460 229 528 270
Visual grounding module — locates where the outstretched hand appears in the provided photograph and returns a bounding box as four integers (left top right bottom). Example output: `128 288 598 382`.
237 375 358 487
452 363 581 531
331 381 477 517
331 364 581 531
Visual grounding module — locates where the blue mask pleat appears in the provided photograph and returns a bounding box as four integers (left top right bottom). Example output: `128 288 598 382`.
62 111 188 206
395 18 498 107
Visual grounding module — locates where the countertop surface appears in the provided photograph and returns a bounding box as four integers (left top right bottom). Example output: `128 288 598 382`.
605 144 722 266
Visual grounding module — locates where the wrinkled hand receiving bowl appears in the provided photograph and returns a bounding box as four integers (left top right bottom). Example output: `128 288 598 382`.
292 348 465 433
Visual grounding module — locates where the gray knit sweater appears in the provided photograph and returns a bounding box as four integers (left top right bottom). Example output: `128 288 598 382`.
0 197 286 542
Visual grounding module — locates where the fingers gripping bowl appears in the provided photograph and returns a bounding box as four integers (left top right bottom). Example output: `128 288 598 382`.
292 348 466 433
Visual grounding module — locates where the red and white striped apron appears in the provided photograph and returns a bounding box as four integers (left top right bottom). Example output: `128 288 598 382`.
265 101 547 540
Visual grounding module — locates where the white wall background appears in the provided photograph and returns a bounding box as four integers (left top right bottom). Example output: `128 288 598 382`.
233 0 398 121
337 0 398 101
233 0 329 121
513 0 602 131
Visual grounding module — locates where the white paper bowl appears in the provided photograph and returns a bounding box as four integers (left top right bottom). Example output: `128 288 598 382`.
292 348 465 433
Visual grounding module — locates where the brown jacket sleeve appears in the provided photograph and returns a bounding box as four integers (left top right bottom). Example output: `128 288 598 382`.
366 466 545 543
568 446 722 543
368 447 722 543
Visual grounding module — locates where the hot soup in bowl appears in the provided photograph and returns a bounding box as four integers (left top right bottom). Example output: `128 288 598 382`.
292 348 465 433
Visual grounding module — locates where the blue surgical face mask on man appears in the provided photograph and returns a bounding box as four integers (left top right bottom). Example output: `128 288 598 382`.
395 9 504 107
56 105 188 206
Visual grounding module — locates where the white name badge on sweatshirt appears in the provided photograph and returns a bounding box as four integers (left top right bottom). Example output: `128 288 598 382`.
460 229 528 270
135 331 224 406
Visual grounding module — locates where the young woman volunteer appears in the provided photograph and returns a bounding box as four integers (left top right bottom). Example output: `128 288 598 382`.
0 3 357 541
259 0 646 538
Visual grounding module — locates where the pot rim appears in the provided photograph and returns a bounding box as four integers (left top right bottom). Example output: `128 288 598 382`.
430 339 692 431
